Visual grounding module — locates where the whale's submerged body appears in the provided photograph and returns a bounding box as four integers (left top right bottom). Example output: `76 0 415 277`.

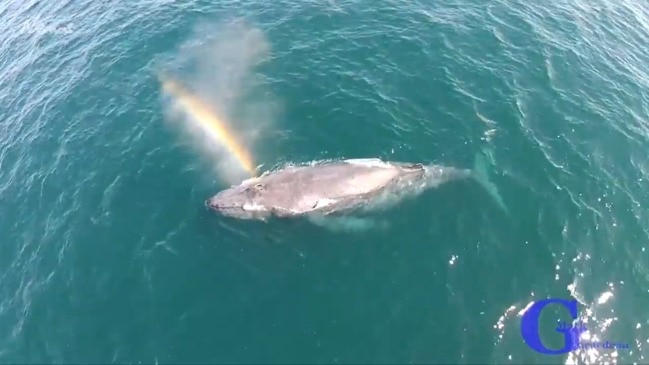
205 158 493 221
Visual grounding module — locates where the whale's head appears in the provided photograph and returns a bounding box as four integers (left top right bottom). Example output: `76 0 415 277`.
205 181 271 220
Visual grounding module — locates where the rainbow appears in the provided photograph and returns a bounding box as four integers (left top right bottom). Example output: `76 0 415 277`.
159 76 256 176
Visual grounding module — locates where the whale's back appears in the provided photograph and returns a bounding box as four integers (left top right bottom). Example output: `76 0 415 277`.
252 160 408 214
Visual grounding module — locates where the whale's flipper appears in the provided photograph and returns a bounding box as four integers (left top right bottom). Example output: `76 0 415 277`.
472 149 508 214
306 215 389 232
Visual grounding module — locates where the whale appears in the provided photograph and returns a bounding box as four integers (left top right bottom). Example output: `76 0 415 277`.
205 154 506 221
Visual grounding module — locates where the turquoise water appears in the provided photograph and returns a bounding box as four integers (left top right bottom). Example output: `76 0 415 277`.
1 0 648 363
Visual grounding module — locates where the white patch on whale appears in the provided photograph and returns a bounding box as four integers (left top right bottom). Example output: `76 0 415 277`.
240 176 261 185
343 158 392 168
243 202 267 211
313 198 337 209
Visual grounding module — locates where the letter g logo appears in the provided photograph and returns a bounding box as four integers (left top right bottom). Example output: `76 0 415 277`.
520 298 579 354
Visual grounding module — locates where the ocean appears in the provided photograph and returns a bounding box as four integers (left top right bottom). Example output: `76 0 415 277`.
1 0 648 363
